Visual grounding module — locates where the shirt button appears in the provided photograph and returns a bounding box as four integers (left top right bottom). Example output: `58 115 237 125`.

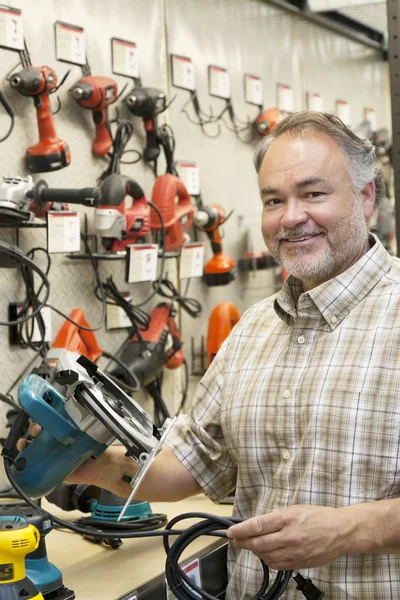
331 315 338 324
282 450 290 460
283 389 291 398
297 335 305 344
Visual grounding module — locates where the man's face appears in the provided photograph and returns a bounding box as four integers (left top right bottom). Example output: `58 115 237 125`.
259 132 375 291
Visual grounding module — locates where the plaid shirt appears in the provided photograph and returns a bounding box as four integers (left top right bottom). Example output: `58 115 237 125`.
166 235 400 599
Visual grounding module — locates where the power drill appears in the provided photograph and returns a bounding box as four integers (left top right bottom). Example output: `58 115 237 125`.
254 107 281 136
124 85 166 162
0 517 43 600
96 173 150 252
69 75 118 156
9 66 70 173
194 204 236 286
0 506 74 599
150 174 194 252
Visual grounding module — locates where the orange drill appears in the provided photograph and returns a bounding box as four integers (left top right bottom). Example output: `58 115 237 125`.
10 66 70 172
69 75 117 156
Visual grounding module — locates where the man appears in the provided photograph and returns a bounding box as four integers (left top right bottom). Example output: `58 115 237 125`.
20 112 400 599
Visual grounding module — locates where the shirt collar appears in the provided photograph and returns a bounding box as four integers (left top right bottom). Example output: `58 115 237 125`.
274 235 392 329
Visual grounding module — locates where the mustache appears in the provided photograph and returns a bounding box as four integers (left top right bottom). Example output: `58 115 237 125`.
276 227 326 241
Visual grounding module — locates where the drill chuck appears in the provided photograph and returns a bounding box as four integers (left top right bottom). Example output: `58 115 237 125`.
125 94 137 108
70 82 92 101
10 70 41 93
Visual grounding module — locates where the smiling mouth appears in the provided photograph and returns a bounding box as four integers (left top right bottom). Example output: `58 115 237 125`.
281 233 322 244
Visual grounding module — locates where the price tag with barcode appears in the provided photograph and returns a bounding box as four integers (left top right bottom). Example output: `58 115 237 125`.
166 558 201 599
176 161 200 196
306 92 323 112
277 84 294 113
0 5 23 51
112 38 139 79
106 294 133 330
47 212 80 254
126 244 158 283
208 65 230 100
244 74 263 106
180 243 204 279
55 21 86 65
171 54 196 91
336 99 351 126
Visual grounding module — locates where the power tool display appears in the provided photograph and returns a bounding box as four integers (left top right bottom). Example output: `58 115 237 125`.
0 505 74 599
207 302 240 365
237 251 278 272
254 107 281 136
9 351 174 522
194 203 235 286
0 517 42 600
124 83 166 162
96 173 150 252
109 302 183 392
150 174 194 252
69 75 118 156
10 66 70 172
0 175 101 226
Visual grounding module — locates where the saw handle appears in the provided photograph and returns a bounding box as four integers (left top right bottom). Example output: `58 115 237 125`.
27 180 101 209
92 107 113 156
143 118 160 162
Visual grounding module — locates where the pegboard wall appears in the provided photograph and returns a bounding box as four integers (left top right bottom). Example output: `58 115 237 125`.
0 0 392 482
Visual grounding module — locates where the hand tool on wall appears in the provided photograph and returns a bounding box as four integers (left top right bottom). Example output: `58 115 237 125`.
0 175 101 225
0 505 74 599
9 65 70 172
0 516 43 599
69 74 118 156
124 81 166 163
193 202 235 286
207 302 240 365
96 173 150 252
254 106 281 136
150 174 194 253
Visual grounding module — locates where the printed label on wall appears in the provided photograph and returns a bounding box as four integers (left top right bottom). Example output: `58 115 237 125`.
180 243 204 279
306 92 323 112
277 84 293 113
0 5 23 51
47 212 80 254
166 558 202 599
335 99 351 126
208 65 230 99
26 305 52 343
55 21 86 65
106 294 133 330
244 74 263 106
176 161 200 196
171 54 196 91
126 244 158 283
112 38 139 79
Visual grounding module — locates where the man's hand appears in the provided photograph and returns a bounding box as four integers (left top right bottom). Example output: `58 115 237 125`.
226 504 353 570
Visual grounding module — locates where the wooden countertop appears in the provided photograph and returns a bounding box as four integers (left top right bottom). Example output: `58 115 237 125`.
43 495 233 600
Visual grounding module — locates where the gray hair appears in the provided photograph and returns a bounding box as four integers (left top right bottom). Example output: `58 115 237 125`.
253 111 385 206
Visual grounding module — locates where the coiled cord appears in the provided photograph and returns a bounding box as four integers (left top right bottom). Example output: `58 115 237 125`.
153 278 202 318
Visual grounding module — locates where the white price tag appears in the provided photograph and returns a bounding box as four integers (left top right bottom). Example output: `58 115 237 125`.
244 74 263 106
166 558 201 599
364 107 377 132
0 6 24 51
180 243 204 279
277 84 294 113
336 99 351 126
306 92 323 112
171 54 196 91
208 65 230 99
176 161 200 196
47 212 80 254
24 305 52 343
106 294 133 330
112 38 139 79
55 21 86 66
127 244 158 283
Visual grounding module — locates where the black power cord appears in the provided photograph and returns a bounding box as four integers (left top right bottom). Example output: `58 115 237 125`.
153 278 202 318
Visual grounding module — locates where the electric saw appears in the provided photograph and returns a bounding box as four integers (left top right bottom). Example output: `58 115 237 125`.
9 352 175 520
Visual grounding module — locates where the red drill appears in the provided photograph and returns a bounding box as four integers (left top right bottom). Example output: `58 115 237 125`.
69 75 117 156
9 66 70 172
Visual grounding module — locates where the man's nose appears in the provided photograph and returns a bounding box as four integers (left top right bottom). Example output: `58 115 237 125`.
280 198 308 229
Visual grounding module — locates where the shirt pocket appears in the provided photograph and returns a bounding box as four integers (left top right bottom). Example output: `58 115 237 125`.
313 391 400 500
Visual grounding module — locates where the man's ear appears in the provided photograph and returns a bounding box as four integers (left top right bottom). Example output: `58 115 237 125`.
361 180 376 219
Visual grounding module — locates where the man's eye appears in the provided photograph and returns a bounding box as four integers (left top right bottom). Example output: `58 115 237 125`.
265 198 282 207
308 191 323 198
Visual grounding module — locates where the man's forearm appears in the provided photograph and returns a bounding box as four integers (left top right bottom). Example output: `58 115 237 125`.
341 498 400 555
93 444 202 501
